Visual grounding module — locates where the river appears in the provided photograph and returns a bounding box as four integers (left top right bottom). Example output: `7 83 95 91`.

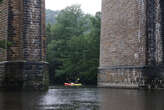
0 86 163 110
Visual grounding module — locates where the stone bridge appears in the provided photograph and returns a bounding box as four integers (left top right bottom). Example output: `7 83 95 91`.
0 0 164 89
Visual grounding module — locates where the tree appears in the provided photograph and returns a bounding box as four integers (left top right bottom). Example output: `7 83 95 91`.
46 23 52 45
46 5 101 85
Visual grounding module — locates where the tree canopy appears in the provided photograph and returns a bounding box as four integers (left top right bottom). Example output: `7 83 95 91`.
46 5 101 85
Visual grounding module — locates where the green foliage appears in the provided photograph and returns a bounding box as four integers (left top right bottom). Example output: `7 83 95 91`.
0 40 6 49
0 0 3 13
46 5 101 85
0 0 3 4
0 40 12 49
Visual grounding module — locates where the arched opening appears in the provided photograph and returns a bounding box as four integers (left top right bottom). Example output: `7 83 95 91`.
45 0 102 85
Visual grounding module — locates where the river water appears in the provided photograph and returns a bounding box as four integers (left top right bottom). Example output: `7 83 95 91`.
0 86 163 110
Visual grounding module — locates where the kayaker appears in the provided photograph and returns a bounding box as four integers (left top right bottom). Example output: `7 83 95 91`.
75 78 80 83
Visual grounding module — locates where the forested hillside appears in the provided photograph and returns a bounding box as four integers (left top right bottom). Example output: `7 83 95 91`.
46 9 59 25
46 5 101 85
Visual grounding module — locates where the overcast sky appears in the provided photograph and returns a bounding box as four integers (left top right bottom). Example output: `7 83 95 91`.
45 0 101 15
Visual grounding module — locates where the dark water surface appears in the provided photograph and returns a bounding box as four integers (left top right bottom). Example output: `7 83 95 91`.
0 87 164 110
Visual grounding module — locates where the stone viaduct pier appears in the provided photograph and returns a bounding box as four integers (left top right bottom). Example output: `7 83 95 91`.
0 0 48 90
99 0 164 88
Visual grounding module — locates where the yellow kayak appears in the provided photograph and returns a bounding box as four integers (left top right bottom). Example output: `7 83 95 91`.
64 83 82 86
71 83 82 86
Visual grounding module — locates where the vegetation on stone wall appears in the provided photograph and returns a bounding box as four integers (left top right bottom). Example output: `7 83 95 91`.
0 40 12 49
0 0 12 49
0 0 2 4
46 5 101 85
0 40 6 49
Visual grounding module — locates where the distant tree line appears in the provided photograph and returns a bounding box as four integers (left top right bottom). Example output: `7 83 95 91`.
46 5 101 85
46 9 59 25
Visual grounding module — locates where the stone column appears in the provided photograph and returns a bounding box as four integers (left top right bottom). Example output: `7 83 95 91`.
21 0 49 90
0 0 8 87
0 0 48 90
98 0 147 88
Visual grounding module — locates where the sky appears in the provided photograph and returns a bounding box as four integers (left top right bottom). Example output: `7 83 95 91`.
45 0 101 15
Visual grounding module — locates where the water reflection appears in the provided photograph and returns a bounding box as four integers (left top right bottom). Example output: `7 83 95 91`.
40 88 99 110
0 91 46 110
0 87 163 110
99 89 164 110
0 87 99 110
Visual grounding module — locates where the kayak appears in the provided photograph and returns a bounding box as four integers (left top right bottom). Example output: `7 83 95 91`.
64 83 82 86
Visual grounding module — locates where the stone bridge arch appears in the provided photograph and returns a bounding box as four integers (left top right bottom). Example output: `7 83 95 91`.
1 0 164 89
